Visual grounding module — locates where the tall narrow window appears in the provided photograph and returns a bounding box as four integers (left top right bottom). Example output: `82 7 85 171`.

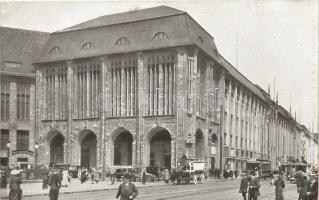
0 82 10 121
0 129 9 150
17 83 30 121
146 54 175 116
16 130 29 150
73 62 101 119
45 65 67 120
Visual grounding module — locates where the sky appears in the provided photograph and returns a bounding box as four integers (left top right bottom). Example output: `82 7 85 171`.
0 0 318 131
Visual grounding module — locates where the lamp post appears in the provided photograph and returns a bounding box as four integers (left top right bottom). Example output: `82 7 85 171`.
6 141 10 167
34 143 39 168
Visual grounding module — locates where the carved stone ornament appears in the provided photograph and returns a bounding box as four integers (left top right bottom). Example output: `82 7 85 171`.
50 120 58 130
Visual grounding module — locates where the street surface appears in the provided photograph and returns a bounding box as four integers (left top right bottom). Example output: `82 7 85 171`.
22 179 299 200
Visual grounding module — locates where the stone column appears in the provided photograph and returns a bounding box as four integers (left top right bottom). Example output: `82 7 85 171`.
218 69 226 173
136 52 145 167
66 61 73 164
176 48 187 165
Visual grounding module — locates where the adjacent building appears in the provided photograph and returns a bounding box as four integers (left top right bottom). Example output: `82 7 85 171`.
0 27 49 168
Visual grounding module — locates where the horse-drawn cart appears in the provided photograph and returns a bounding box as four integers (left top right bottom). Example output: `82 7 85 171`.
175 159 205 184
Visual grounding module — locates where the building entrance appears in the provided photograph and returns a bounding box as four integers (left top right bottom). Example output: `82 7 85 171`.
80 132 97 168
50 134 64 164
149 130 171 169
113 131 133 166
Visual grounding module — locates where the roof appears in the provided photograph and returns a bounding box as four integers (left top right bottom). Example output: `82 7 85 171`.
218 55 265 101
0 27 49 76
35 6 265 101
58 6 185 33
36 6 219 63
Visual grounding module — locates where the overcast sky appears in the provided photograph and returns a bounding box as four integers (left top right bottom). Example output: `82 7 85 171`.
1 0 318 131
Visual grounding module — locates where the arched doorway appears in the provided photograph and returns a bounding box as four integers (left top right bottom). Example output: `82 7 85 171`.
113 131 133 166
148 128 171 169
50 134 65 164
195 129 204 160
80 131 97 168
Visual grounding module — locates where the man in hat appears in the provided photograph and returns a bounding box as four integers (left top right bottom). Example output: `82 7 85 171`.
274 174 285 200
239 172 248 200
48 168 61 200
116 174 138 200
248 171 260 200
9 168 22 200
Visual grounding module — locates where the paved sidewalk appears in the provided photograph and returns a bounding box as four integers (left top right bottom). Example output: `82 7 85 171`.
0 178 168 199
0 177 238 199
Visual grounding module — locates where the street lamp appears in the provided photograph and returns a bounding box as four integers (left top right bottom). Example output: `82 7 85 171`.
34 142 39 167
6 141 10 167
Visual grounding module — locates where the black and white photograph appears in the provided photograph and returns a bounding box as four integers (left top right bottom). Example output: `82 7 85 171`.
0 1 318 200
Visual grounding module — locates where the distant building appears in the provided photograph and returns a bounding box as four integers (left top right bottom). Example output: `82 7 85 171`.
0 27 49 168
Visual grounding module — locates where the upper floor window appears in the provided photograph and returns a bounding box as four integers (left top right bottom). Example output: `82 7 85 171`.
16 130 29 151
115 37 129 46
17 83 30 121
82 42 94 49
1 82 10 121
152 32 168 40
5 62 22 68
0 129 9 150
49 47 62 54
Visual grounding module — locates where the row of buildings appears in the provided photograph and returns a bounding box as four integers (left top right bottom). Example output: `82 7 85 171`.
0 6 317 173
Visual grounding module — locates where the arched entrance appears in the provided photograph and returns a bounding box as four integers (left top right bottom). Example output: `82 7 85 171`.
195 129 204 160
147 127 171 169
80 131 97 168
113 131 133 166
50 134 65 164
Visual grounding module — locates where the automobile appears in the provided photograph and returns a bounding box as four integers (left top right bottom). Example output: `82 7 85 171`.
113 167 140 182
146 166 166 181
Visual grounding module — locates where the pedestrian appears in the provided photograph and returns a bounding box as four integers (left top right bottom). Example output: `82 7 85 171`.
42 166 49 190
81 168 88 184
110 168 115 185
8 169 22 200
116 174 139 200
164 169 170 183
142 168 147 185
61 169 70 187
274 174 285 200
239 173 248 200
91 167 99 184
308 175 318 200
0 169 8 189
48 168 61 200
248 171 260 200
298 175 308 200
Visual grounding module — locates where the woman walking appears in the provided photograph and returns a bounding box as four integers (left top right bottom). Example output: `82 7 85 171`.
274 175 285 200
9 169 22 200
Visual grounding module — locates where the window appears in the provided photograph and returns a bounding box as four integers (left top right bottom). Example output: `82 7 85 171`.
0 129 9 150
197 36 203 44
1 82 10 121
16 130 29 150
115 37 129 45
45 65 68 120
17 83 30 121
49 47 62 54
152 32 168 40
5 62 22 68
224 133 227 145
82 42 94 49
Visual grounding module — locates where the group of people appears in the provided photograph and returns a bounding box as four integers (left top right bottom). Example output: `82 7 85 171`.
239 171 261 200
80 166 101 184
239 170 318 200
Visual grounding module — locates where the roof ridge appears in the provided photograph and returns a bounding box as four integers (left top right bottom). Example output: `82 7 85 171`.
56 5 185 34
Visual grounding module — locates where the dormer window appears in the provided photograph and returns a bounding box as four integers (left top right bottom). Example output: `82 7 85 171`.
152 32 168 40
49 47 62 54
82 42 94 49
197 36 203 44
115 37 129 45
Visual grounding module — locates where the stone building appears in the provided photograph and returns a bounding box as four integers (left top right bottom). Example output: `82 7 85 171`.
29 6 314 173
0 27 49 168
